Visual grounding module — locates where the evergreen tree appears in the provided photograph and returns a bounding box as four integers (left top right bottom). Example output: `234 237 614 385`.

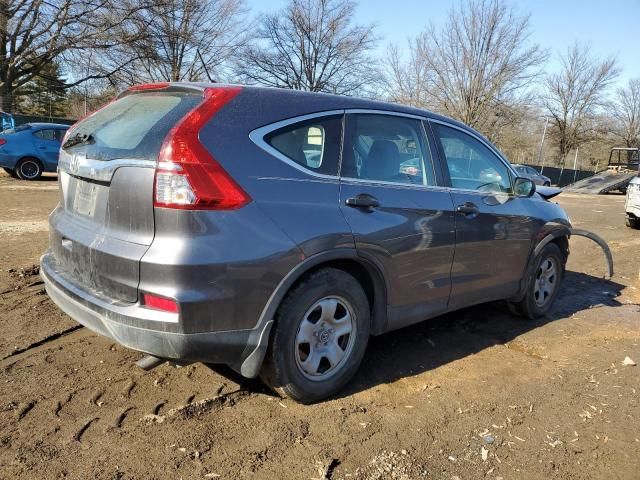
14 63 69 118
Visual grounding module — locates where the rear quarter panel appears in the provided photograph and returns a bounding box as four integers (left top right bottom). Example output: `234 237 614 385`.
0 131 34 169
198 89 355 256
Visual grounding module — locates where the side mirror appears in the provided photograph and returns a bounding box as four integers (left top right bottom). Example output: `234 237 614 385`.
514 177 536 197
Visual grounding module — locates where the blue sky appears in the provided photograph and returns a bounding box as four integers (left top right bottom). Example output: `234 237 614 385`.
246 0 640 87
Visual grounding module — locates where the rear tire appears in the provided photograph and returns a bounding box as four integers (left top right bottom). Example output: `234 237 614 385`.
626 217 640 229
16 157 43 180
543 182 551 187
260 268 370 404
509 242 565 320
2 167 18 178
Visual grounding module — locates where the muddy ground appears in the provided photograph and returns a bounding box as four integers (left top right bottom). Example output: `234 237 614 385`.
0 171 638 480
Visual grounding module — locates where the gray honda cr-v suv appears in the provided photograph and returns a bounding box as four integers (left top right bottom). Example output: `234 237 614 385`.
41 83 571 403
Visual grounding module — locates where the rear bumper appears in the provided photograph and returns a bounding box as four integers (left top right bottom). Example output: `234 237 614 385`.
625 198 640 218
0 155 16 169
40 251 272 377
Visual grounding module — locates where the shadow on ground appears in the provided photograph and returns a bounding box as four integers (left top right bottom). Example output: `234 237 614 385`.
339 270 625 398
213 270 626 401
0 172 58 182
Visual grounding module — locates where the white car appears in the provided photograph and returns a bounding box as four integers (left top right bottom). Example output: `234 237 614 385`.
625 176 640 229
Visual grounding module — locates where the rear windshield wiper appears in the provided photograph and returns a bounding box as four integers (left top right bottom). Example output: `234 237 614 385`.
63 132 94 149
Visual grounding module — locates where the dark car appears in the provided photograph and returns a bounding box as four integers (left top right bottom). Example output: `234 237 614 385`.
0 123 69 179
41 84 571 403
512 164 551 186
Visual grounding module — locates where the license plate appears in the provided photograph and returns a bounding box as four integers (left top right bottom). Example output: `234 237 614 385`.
72 181 98 217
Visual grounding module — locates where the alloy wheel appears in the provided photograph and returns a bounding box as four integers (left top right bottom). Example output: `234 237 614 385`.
19 160 41 180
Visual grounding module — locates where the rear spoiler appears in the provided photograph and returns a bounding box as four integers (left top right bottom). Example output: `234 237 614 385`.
117 82 226 100
536 185 562 200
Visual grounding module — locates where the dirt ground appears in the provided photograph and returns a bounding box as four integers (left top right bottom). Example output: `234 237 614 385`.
0 171 638 480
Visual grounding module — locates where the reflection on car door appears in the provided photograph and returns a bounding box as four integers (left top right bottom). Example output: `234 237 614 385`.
339 113 456 330
430 121 539 309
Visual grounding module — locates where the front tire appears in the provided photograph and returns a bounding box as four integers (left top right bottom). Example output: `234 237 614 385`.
16 157 43 180
2 167 18 178
260 268 370 404
509 242 565 319
626 217 640 229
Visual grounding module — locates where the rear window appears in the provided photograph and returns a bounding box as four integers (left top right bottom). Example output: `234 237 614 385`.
3 125 31 134
64 91 202 161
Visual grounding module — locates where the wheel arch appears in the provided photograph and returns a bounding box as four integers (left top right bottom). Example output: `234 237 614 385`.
263 249 389 335
17 155 44 166
510 224 571 303
238 249 389 378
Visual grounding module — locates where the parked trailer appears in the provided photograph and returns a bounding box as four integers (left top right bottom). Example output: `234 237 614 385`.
565 148 639 194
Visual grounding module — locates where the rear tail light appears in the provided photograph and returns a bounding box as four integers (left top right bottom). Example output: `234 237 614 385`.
153 86 251 210
0 138 5 145
142 293 179 313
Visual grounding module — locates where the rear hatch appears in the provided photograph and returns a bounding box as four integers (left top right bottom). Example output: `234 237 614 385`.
50 87 203 303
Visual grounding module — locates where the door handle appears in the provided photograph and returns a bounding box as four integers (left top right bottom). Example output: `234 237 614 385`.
39 146 47 149
456 202 479 216
345 193 380 209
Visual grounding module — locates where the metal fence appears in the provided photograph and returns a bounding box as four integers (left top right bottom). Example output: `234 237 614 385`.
522 164 596 187
13 113 76 126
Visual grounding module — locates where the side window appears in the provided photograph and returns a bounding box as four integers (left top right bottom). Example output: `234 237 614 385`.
432 124 512 193
342 114 434 186
266 115 342 176
33 129 57 141
54 129 68 142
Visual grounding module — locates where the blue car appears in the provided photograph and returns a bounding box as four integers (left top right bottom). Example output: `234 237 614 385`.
0 123 70 180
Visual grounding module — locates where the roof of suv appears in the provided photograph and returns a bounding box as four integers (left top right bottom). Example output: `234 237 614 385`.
151 82 478 138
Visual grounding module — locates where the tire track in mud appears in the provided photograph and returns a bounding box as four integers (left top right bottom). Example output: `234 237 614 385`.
72 418 99 442
16 401 36 421
152 401 166 415
89 389 105 407
112 407 135 429
0 325 85 363
54 393 74 417
122 379 137 398
139 390 249 425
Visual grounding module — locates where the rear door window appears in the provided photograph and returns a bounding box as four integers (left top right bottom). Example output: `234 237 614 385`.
265 115 342 175
54 128 68 141
341 114 434 186
33 129 58 141
64 92 202 161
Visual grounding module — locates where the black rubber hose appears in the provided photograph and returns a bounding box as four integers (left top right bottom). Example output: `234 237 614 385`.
570 228 614 279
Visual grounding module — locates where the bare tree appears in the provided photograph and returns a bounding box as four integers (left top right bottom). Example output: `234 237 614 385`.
0 0 152 113
611 78 640 149
236 0 379 95
90 0 249 85
543 43 619 164
385 0 546 140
